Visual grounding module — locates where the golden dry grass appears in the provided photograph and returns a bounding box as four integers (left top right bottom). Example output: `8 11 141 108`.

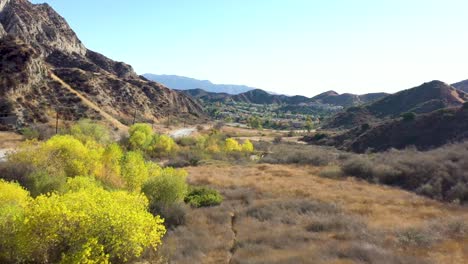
184 163 468 263
0 132 23 148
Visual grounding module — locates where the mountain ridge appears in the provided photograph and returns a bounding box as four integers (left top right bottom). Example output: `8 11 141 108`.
180 87 389 108
0 0 203 130
324 80 467 129
143 74 256 95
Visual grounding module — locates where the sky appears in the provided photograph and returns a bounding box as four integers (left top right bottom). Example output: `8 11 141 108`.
31 0 468 96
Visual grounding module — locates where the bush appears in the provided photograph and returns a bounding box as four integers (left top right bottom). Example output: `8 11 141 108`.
261 144 335 166
19 127 40 140
128 123 153 150
151 134 177 157
69 119 111 144
142 167 188 210
319 166 344 179
339 142 468 203
6 135 104 195
0 178 166 264
242 139 254 153
184 187 223 208
273 136 283 144
463 102 468 110
121 151 149 192
152 202 188 229
225 138 242 152
401 112 416 121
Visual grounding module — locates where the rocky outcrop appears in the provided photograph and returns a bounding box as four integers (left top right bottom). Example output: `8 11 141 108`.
0 0 204 130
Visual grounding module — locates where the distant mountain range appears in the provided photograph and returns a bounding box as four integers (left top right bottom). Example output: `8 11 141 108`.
143 74 257 95
180 88 389 108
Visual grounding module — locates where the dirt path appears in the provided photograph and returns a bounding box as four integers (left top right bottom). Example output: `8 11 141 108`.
50 73 128 132
170 127 196 138
227 212 238 264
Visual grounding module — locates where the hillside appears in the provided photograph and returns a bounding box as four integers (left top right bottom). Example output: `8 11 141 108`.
325 81 467 129
453 79 468 93
309 106 468 152
313 91 389 107
181 87 388 108
143 74 256 94
0 0 203 130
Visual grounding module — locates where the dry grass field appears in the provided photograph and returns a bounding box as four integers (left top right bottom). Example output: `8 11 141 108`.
155 163 468 264
0 132 23 148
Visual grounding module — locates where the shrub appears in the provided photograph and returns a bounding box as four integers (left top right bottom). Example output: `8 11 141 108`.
273 136 283 144
401 112 416 121
339 142 468 203
98 143 124 188
153 202 188 229
19 127 40 140
184 187 223 207
176 136 198 147
224 138 242 152
151 134 177 157
69 119 111 144
121 151 149 192
319 166 344 179
313 133 327 141
0 178 166 263
6 135 104 195
242 139 254 153
142 168 188 210
261 144 335 166
463 102 468 110
128 123 153 150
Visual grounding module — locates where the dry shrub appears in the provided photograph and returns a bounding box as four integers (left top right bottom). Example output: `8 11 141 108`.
341 142 468 203
261 144 337 166
328 242 429 264
318 165 344 179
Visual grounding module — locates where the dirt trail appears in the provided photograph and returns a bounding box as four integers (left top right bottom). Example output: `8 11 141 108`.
50 73 128 132
227 212 238 264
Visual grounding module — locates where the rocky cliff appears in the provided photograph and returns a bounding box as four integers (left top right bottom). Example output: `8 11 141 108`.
0 0 204 130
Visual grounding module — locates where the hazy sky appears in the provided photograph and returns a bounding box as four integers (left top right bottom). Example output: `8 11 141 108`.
31 0 468 96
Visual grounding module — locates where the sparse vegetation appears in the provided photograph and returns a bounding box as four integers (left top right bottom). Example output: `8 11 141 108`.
185 186 223 207
341 142 468 203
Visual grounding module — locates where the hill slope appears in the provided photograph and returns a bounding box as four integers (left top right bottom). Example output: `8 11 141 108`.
453 79 468 93
325 81 467 129
0 0 203 130
181 87 388 108
314 107 468 152
143 74 255 95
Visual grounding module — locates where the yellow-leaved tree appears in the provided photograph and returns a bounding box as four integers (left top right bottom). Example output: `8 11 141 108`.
242 139 254 153
0 178 166 264
224 138 242 152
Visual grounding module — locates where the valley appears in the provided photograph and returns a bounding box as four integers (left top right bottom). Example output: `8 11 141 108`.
0 0 468 264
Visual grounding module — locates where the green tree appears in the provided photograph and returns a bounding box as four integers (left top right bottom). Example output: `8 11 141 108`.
304 116 314 133
150 134 177 157
248 116 262 129
128 123 153 150
141 168 188 210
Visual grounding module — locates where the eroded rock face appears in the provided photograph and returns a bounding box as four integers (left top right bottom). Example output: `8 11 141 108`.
0 0 204 130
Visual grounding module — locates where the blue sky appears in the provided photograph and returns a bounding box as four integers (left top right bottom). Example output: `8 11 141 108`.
31 0 468 96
